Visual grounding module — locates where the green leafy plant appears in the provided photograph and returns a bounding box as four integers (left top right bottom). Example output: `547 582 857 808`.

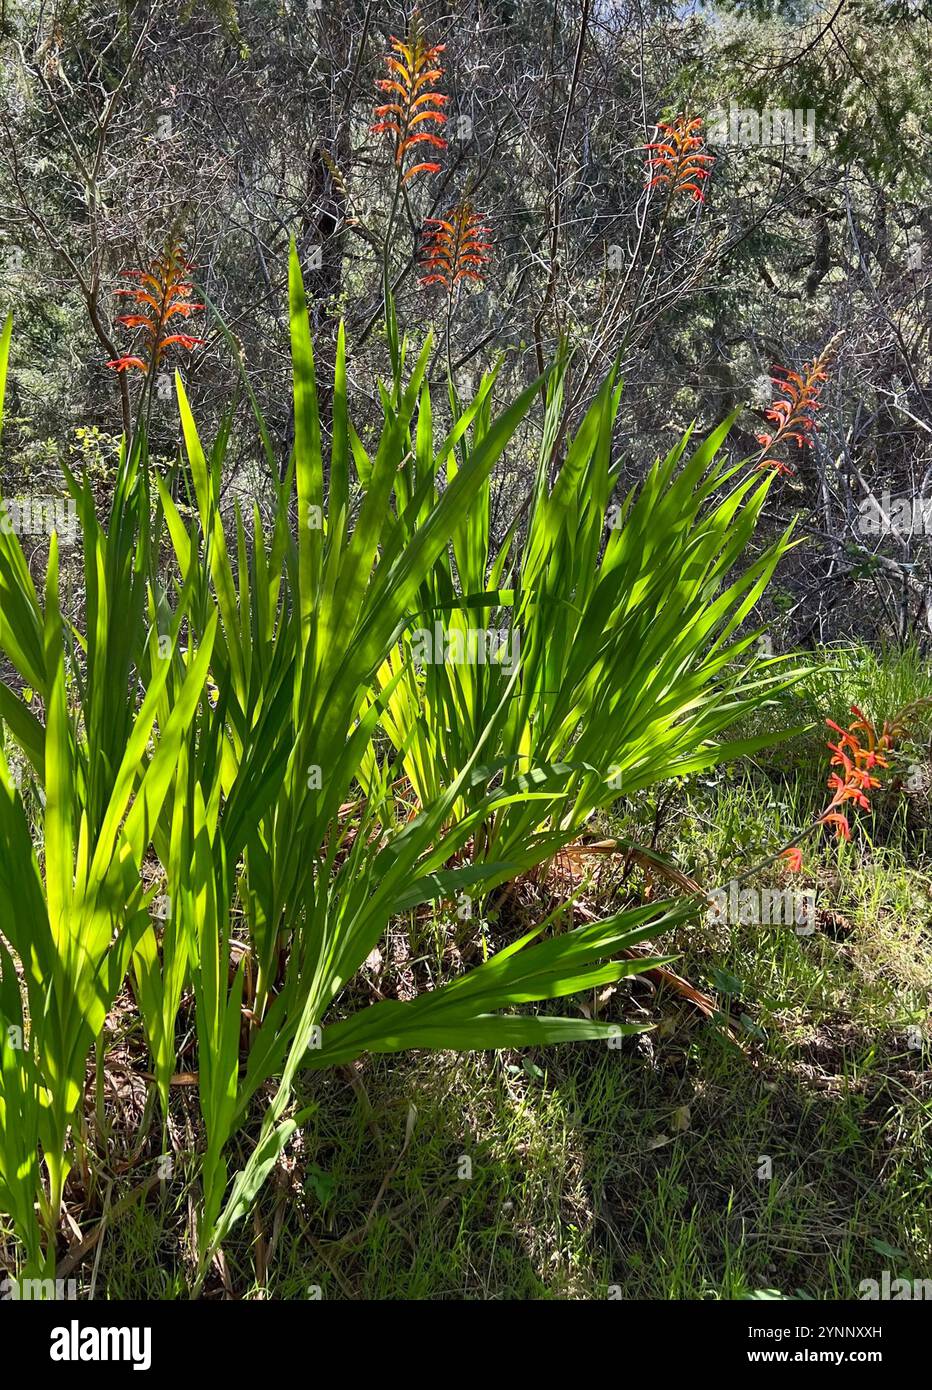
0 315 217 1276
361 333 802 878
0 241 803 1289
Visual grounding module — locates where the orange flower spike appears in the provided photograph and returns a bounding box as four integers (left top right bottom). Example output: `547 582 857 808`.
644 115 715 204
756 333 842 474
419 201 492 290
107 242 203 376
371 17 447 184
820 701 899 840
781 847 804 872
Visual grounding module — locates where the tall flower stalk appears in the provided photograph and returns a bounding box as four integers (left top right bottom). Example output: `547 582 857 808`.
370 12 447 331
585 114 714 407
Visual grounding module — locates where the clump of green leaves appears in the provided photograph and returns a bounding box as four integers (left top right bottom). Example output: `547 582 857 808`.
0 251 801 1287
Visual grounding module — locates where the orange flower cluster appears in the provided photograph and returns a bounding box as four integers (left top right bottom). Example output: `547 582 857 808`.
778 704 910 871
419 201 491 290
644 116 714 204
371 18 448 184
755 335 841 476
106 243 203 375
820 705 901 841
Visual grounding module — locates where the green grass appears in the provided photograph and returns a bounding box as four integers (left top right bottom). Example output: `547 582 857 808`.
83 928 932 1301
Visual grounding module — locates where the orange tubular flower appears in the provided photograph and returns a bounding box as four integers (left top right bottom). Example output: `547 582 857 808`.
780 846 804 872
371 16 447 184
106 243 203 375
419 201 491 290
755 333 842 476
821 812 852 842
644 116 714 204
